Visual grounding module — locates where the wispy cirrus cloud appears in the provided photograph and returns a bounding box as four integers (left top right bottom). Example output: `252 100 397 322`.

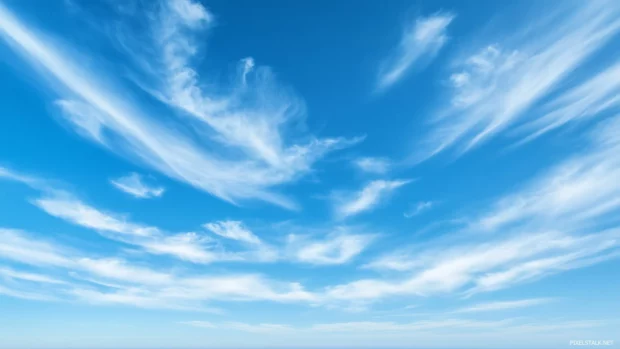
4 165 374 268
182 318 601 336
203 220 262 245
184 318 510 333
0 0 359 210
0 228 73 268
182 321 294 334
286 228 375 265
515 60 620 145
415 1 620 161
453 298 553 313
352 157 391 174
377 13 454 91
110 173 164 199
34 195 158 238
328 229 620 302
338 115 620 303
478 117 620 233
334 179 411 218
0 266 66 285
403 201 435 218
0 228 317 310
32 194 263 264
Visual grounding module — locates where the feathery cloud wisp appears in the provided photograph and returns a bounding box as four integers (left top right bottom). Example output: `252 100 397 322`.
377 13 454 91
403 201 435 218
335 179 411 218
0 229 318 309
0 1 358 210
203 221 262 245
287 229 375 265
110 173 164 199
353 157 391 174
334 116 620 303
415 1 620 161
453 298 553 313
327 229 620 302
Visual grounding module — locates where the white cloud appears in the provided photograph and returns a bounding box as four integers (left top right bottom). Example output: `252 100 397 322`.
16 171 368 267
515 61 620 145
0 284 59 301
0 229 73 267
309 319 508 332
478 117 620 232
203 220 261 245
183 321 294 333
287 229 375 265
403 201 435 218
182 318 601 336
31 194 249 263
0 266 65 284
68 288 199 311
34 195 158 237
415 1 620 160
0 1 359 210
335 179 410 218
76 258 173 285
377 13 454 90
353 157 391 174
0 228 318 309
328 229 620 302
453 298 553 313
182 319 509 333
0 166 47 190
336 116 620 303
139 232 222 264
110 173 165 199
168 0 213 28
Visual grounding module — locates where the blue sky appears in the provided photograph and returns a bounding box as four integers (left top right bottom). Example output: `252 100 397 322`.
0 0 619 348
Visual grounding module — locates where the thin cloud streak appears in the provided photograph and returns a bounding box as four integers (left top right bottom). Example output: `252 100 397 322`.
0 228 318 310
353 157 391 174
415 1 620 161
404 201 435 218
203 221 262 245
110 173 165 199
335 179 411 218
0 1 359 210
182 318 601 335
286 228 375 265
453 298 553 313
344 116 620 304
377 13 454 91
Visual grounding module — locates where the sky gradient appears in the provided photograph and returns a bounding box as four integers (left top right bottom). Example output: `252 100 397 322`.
0 0 619 348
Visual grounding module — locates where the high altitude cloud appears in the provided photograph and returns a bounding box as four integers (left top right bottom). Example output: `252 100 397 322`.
0 0 359 210
352 157 391 174
286 228 375 265
203 221 262 245
182 318 599 336
478 118 620 232
415 1 620 161
339 115 620 303
453 298 553 313
3 166 373 267
329 229 620 302
0 228 317 310
110 173 165 199
335 179 410 218
1 0 620 343
377 13 454 91
32 194 269 264
403 201 435 218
